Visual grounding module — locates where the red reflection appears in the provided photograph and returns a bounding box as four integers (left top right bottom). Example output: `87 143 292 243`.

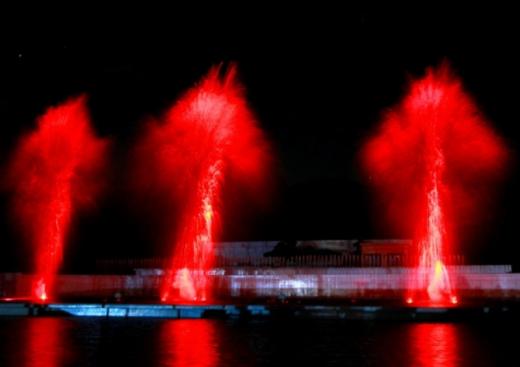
160 320 217 367
408 323 459 367
24 318 67 367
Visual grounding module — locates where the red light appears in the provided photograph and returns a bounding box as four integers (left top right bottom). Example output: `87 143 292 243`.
408 323 458 367
450 295 458 304
160 320 216 367
7 96 109 302
25 318 65 367
363 65 507 303
406 297 414 305
134 65 271 303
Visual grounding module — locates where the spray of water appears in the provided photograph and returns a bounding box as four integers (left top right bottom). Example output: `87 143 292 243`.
134 65 271 303
7 96 108 302
363 65 507 304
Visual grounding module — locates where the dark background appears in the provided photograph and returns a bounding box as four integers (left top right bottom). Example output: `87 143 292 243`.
0 6 519 271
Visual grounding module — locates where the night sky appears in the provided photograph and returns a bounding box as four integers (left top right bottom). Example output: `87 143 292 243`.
1 7 519 271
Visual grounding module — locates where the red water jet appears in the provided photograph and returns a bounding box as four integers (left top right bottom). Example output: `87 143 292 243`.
7 96 109 302
362 66 507 304
135 65 271 303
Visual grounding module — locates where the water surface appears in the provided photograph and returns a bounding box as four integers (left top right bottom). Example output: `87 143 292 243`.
0 317 516 366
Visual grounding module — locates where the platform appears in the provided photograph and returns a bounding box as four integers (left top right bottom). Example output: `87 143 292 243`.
1 302 519 321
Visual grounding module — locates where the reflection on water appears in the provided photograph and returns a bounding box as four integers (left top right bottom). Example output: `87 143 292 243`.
24 318 67 367
0 317 514 366
407 323 458 367
159 320 217 367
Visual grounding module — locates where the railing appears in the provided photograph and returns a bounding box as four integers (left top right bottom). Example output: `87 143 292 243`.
95 254 466 272
215 254 465 268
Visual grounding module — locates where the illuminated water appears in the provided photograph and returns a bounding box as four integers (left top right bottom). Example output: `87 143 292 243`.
0 317 517 366
134 66 271 302
6 96 109 302
363 66 507 304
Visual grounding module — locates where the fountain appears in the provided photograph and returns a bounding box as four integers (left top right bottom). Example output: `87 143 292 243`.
134 65 271 303
363 65 507 304
7 96 109 302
